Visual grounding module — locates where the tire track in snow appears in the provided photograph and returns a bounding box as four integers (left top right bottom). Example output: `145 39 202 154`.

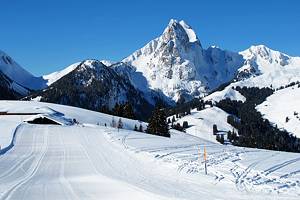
263 157 300 176
59 130 80 200
0 126 49 200
0 130 37 181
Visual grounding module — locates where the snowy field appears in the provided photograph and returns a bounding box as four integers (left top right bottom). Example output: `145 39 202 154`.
172 107 236 143
257 86 300 138
0 101 300 199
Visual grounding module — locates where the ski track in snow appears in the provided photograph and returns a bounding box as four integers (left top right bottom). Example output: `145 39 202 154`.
0 120 299 199
107 128 300 198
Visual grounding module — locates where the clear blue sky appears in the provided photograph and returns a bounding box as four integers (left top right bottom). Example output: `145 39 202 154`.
1 0 299 76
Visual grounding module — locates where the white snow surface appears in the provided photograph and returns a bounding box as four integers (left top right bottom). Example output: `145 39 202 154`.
257 86 300 138
204 85 246 103
205 45 300 103
42 62 79 86
0 101 300 199
236 45 300 89
171 107 236 143
0 50 46 90
100 59 116 66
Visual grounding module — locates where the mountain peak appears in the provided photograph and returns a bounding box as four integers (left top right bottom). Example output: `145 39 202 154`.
162 19 201 46
241 45 291 66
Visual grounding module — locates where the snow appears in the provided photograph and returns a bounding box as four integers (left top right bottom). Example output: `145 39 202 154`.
178 20 198 43
172 107 235 143
235 45 300 89
204 86 246 103
0 50 46 90
100 60 116 66
0 101 147 133
123 19 243 101
42 62 79 86
1 101 300 199
256 86 300 138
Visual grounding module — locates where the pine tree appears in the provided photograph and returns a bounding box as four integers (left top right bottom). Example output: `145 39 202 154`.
147 106 170 137
182 121 189 129
139 124 143 132
167 118 171 124
171 116 175 125
213 124 218 135
123 102 135 119
111 117 116 128
118 118 123 129
134 124 138 131
113 103 123 117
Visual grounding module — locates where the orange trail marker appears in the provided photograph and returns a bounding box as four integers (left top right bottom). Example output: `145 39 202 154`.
204 146 207 175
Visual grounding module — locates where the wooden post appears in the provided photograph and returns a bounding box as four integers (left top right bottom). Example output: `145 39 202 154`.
204 146 207 175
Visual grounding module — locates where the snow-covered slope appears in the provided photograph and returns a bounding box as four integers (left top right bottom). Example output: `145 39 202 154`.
0 71 29 98
0 100 300 199
236 45 300 88
123 19 243 102
42 62 80 86
257 86 300 138
28 60 154 120
0 50 46 90
173 107 236 143
205 45 300 102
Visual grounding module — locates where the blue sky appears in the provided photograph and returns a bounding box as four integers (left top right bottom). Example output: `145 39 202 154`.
1 0 299 76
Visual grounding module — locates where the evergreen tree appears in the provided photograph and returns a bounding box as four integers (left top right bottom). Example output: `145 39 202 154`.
113 103 126 117
139 124 143 132
117 118 123 129
123 102 135 119
213 124 218 135
182 121 189 129
147 106 170 137
167 118 171 124
134 124 138 131
171 116 176 125
111 117 116 128
216 134 224 144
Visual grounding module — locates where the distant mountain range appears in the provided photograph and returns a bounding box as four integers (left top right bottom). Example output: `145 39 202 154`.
1 19 300 120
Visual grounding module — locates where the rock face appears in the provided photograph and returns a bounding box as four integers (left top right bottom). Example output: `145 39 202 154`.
123 19 243 102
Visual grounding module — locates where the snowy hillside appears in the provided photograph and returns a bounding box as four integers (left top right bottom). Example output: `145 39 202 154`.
171 107 235 143
0 50 46 90
0 100 300 199
42 62 80 86
257 86 300 138
26 60 155 120
0 71 29 98
205 45 300 103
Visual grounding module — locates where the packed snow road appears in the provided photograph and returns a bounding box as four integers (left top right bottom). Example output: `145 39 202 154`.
1 123 299 200
0 124 172 200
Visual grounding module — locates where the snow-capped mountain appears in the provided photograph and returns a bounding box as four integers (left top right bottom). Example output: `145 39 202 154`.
0 70 28 99
0 50 46 90
28 60 154 120
236 45 300 82
2 19 300 125
123 19 243 102
42 62 80 86
204 45 300 102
